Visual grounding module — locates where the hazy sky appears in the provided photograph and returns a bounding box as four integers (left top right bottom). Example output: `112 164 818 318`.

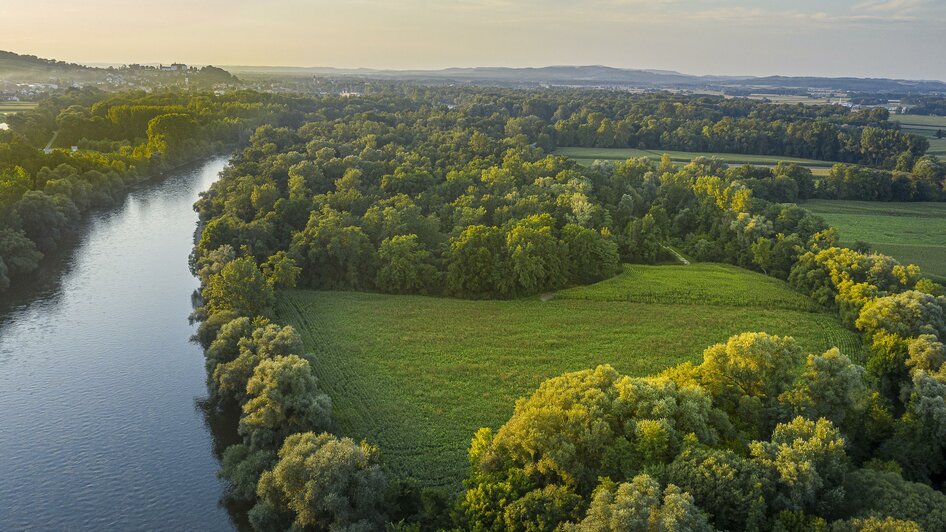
4 0 945 80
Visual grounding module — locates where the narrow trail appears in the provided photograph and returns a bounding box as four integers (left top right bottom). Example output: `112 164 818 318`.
662 244 691 265
43 130 59 151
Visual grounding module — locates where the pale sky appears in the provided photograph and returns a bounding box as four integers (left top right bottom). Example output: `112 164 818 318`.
3 0 945 80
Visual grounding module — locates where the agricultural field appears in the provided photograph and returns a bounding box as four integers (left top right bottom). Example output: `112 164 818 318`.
803 199 946 281
555 146 835 175
277 263 863 489
748 93 849 106
894 114 946 158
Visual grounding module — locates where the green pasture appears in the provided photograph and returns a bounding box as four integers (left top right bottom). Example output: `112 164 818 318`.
894 114 946 157
277 263 863 489
803 199 946 281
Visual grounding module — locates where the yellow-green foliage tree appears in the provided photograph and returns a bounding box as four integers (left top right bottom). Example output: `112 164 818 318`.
251 432 387 531
203 256 274 317
239 355 332 451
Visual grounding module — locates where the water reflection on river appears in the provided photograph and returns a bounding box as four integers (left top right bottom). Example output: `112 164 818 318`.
0 158 235 530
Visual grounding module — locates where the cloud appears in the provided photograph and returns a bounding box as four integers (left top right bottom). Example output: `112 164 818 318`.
848 0 946 22
854 0 926 13
271 0 942 27
672 2 937 26
503 0 941 28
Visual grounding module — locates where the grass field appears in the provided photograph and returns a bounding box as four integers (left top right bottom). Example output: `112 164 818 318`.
803 199 946 281
555 147 835 175
0 101 37 114
894 114 946 157
277 263 863 489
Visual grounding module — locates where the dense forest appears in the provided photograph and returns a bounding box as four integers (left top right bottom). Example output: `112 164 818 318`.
179 87 946 530
5 87 943 293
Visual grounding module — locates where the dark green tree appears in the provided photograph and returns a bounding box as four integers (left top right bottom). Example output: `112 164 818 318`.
376 234 438 294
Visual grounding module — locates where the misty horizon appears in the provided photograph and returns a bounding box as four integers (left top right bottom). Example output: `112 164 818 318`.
4 0 945 81
8 54 944 85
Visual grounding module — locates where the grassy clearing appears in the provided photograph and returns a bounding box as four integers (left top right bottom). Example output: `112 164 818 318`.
924 139 945 158
803 199 946 280
555 147 835 175
894 114 946 157
558 263 822 311
277 263 863 489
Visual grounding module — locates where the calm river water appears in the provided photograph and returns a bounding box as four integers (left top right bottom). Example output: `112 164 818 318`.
0 157 234 530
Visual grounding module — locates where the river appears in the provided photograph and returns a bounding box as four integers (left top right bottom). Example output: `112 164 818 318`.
0 157 234 530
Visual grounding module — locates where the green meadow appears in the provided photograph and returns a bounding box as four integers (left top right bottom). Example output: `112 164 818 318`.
894 114 946 157
803 199 946 281
277 263 863 489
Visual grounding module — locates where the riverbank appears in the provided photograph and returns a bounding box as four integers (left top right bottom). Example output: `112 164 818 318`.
3 149 236 299
0 157 235 530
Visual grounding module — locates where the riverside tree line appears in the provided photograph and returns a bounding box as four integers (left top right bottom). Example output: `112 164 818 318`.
184 87 946 530
0 87 314 291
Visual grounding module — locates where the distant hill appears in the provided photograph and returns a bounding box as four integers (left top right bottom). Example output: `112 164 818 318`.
0 50 240 87
228 64 725 85
0 50 96 80
227 64 946 94
3 50 943 95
